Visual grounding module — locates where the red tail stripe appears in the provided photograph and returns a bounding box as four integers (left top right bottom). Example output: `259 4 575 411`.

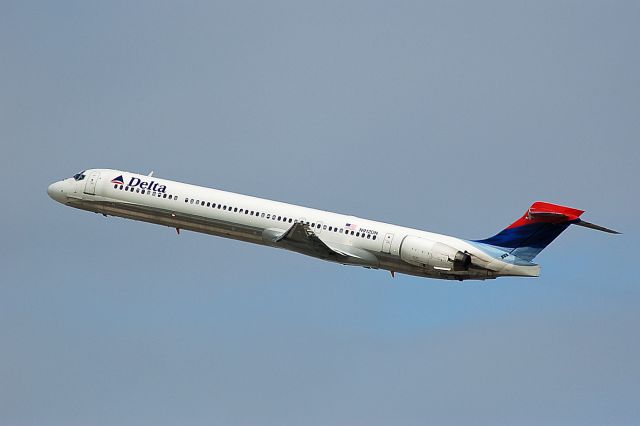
506 201 584 229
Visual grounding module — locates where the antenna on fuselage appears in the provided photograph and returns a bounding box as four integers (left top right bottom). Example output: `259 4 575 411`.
148 171 154 177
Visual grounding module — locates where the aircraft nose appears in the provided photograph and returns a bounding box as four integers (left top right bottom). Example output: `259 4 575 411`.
47 181 67 203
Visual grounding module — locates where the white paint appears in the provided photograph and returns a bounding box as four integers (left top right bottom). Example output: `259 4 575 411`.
47 168 562 281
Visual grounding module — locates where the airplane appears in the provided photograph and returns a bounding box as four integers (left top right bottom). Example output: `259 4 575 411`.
47 169 619 281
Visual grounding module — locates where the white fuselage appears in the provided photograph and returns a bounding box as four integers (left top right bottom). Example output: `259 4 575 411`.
48 169 540 281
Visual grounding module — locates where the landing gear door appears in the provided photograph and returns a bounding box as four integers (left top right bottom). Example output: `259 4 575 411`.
84 171 99 195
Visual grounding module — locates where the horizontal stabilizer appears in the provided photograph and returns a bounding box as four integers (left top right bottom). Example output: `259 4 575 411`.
525 203 584 223
528 211 571 219
575 219 620 234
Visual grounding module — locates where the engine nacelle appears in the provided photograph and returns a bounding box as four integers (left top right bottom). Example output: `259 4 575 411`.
400 236 471 271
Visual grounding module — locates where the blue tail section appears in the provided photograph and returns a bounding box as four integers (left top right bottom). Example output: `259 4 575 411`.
475 201 584 262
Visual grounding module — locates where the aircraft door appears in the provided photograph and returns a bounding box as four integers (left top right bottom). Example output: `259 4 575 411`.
382 233 394 254
84 171 99 195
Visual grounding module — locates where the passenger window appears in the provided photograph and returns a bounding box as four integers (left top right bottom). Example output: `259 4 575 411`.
234 208 238 212
261 213 265 217
288 218 292 223
323 225 327 230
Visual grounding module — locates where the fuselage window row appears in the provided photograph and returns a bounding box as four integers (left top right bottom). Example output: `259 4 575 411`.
154 193 379 241
115 184 178 200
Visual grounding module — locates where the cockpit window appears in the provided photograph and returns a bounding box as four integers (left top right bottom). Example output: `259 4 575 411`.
73 170 86 181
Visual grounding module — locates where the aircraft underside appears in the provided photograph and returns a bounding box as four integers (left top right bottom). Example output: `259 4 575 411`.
69 198 498 281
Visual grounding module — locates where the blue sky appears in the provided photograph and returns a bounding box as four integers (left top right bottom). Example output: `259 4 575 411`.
1 1 639 425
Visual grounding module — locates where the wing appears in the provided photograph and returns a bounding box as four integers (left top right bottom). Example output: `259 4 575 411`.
264 222 379 267
275 222 341 258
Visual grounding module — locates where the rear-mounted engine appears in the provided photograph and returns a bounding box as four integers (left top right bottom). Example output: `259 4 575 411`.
400 236 471 271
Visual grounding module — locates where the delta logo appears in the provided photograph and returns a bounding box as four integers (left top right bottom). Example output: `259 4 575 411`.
111 175 125 185
113 175 167 193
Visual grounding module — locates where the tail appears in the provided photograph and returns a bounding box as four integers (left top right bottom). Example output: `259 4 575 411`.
475 201 619 262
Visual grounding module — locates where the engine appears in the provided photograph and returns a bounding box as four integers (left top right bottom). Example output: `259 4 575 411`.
400 236 471 271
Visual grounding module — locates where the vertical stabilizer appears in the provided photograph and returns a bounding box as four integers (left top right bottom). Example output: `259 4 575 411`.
475 201 586 261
